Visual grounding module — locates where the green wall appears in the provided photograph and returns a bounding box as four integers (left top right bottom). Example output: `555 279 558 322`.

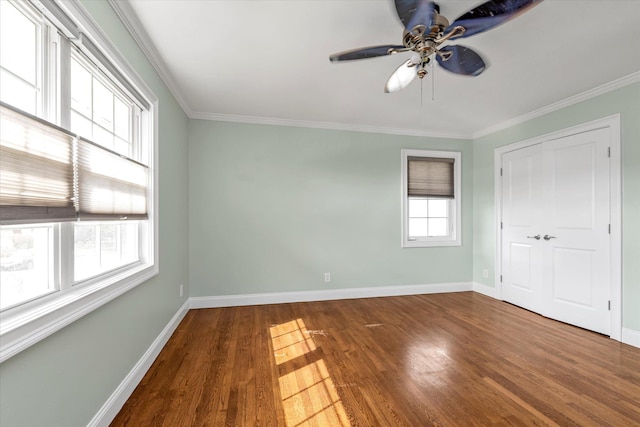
0 1 637 426
0 1 190 426
473 82 640 331
188 121 474 297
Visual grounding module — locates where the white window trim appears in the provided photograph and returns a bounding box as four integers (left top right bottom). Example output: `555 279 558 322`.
0 0 159 363
401 149 462 248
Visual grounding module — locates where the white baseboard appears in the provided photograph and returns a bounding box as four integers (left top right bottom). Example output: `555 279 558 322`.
472 282 499 299
88 299 190 427
189 282 473 309
622 328 640 349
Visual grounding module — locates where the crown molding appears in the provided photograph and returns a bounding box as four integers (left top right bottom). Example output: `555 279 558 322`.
105 1 639 141
107 0 193 117
190 111 472 140
473 71 640 139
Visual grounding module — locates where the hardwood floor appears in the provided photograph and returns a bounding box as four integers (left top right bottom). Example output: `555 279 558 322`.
111 292 640 426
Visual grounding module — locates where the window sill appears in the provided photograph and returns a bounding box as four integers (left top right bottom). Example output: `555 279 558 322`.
402 239 461 248
0 262 157 363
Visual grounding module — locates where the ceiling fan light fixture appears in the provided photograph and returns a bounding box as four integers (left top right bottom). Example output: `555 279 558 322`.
384 59 419 93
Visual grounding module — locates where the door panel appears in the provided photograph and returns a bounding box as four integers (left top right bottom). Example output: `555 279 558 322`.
551 142 596 229
510 243 533 291
551 247 594 307
510 156 535 227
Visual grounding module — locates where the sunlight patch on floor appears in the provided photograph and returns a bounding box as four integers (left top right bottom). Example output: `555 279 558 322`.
270 319 350 427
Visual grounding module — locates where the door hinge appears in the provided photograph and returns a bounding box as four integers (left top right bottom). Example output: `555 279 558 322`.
500 275 503 283
500 222 503 230
607 147 611 158
608 300 611 311
608 224 611 234
500 168 503 176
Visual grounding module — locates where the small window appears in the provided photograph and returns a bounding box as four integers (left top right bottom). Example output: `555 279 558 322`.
401 149 461 247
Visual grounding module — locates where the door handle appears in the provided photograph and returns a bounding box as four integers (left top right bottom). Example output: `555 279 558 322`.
543 234 557 241
527 234 541 240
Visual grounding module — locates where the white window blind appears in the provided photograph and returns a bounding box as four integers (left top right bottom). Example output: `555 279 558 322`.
0 102 148 224
0 102 75 223
76 137 147 220
407 156 455 198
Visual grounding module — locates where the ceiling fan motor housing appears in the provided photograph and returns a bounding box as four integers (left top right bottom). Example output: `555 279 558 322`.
402 12 450 50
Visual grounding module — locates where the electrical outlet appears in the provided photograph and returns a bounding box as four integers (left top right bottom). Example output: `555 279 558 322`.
482 269 489 279
324 272 331 283
179 284 184 298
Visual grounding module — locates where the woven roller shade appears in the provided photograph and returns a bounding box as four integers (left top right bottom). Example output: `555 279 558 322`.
76 138 148 220
0 103 76 224
408 156 455 198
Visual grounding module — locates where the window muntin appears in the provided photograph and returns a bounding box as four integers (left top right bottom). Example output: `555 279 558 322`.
0 0 153 315
401 149 461 247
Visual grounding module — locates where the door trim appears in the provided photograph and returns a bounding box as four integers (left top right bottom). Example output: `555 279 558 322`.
494 114 622 340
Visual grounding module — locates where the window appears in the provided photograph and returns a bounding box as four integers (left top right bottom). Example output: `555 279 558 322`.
0 0 42 116
70 51 139 158
401 149 461 247
0 0 157 362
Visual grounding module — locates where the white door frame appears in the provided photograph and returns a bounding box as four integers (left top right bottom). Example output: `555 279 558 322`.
494 114 622 341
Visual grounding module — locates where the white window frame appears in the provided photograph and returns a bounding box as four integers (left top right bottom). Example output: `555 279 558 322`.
0 0 158 363
401 149 461 248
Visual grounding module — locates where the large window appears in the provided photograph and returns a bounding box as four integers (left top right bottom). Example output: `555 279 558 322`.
0 0 156 362
401 149 461 247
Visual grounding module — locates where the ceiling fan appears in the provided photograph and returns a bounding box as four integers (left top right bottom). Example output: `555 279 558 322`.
329 0 543 93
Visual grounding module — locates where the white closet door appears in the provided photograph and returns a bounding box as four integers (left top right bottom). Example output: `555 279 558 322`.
501 144 544 313
501 127 611 335
540 128 610 334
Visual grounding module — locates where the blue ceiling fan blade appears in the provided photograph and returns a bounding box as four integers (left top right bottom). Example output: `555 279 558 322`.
394 0 436 34
330 45 406 62
445 0 543 39
436 45 486 76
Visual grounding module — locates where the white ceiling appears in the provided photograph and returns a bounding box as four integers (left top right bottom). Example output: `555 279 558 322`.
117 0 640 138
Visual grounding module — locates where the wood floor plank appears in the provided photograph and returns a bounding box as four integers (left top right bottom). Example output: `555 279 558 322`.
111 292 640 426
